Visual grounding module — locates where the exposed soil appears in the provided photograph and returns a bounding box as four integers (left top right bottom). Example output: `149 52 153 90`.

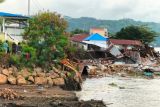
0 85 106 107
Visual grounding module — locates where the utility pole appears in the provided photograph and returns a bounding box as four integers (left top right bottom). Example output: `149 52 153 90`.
28 0 30 16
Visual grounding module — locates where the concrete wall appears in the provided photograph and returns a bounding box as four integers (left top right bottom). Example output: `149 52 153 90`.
5 27 24 36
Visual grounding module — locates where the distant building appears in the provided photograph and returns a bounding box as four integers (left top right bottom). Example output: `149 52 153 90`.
90 28 108 37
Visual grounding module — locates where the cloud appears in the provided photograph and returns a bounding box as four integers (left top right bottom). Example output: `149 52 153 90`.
0 0 160 22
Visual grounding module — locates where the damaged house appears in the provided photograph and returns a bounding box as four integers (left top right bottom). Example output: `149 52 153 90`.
70 28 143 65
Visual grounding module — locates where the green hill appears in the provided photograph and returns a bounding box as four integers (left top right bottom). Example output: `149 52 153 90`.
65 16 160 46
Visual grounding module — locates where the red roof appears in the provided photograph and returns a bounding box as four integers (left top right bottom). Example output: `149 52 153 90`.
71 34 89 42
110 39 142 46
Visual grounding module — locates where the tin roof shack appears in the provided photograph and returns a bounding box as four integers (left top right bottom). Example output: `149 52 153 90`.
109 39 143 64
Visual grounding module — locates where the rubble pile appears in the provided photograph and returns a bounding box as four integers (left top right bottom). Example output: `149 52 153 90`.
0 88 19 100
103 65 135 74
86 64 138 77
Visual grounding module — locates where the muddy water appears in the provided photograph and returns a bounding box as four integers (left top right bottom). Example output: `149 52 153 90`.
76 76 160 107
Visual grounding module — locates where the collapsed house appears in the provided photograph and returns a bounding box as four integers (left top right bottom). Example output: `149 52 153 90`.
70 28 144 65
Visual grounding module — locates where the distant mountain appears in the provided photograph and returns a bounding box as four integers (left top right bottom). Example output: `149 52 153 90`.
65 16 160 46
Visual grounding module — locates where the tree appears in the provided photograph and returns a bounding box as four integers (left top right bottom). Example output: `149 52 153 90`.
23 11 68 67
114 25 157 44
71 28 88 35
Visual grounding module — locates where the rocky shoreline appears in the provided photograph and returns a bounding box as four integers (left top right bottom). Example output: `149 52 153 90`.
0 65 106 107
0 85 106 107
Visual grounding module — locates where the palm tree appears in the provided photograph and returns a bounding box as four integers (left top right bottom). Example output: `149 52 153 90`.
0 0 4 3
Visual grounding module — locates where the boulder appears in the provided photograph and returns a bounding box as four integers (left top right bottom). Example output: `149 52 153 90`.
32 72 37 77
21 68 31 78
34 77 47 85
0 67 3 73
0 74 7 84
28 76 34 83
2 69 9 76
47 77 53 86
8 67 13 75
37 72 45 77
34 67 43 73
52 78 65 86
8 76 16 85
17 76 27 85
49 72 60 79
12 66 18 72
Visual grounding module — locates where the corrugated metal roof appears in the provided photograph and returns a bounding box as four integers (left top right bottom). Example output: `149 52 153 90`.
71 34 89 42
84 33 108 41
110 39 142 46
0 12 29 19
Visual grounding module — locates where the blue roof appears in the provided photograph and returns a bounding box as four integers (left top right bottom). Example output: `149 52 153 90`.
0 12 29 19
84 33 109 41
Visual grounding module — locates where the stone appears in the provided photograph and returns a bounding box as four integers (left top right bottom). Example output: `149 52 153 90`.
47 77 53 86
37 72 45 77
32 72 37 77
21 68 31 78
34 77 47 85
8 67 13 75
52 78 65 86
8 67 13 72
28 76 34 83
89 69 97 75
0 67 3 73
12 66 18 72
2 69 9 76
0 74 7 84
49 72 60 79
34 67 43 73
8 76 16 85
17 76 27 85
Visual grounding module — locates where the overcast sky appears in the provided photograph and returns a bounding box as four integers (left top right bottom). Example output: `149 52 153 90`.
0 0 160 22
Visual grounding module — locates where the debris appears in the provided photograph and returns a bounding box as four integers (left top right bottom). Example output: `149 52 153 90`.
108 83 118 87
119 86 125 89
0 88 19 100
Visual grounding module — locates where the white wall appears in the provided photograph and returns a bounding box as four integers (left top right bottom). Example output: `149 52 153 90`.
5 27 24 36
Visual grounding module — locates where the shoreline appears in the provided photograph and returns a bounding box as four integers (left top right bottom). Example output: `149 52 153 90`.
0 84 106 107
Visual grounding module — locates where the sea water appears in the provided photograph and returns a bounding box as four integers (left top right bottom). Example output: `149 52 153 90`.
76 76 160 107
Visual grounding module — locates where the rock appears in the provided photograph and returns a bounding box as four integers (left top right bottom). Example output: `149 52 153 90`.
17 76 27 85
0 67 3 73
8 76 16 85
0 74 7 84
12 66 18 72
8 67 13 72
89 69 97 75
53 78 65 86
49 72 60 79
47 77 53 86
37 72 45 77
28 76 34 83
34 67 43 73
35 77 47 85
21 68 31 78
2 69 9 76
8 67 13 75
32 72 37 77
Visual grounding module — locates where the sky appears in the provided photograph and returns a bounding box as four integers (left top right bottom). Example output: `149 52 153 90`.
0 0 160 22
